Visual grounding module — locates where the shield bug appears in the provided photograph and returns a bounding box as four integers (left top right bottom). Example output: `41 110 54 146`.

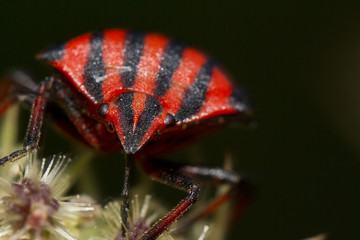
0 29 253 239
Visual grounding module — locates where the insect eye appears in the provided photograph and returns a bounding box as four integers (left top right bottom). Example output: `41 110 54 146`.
98 103 110 119
106 122 115 133
164 113 176 128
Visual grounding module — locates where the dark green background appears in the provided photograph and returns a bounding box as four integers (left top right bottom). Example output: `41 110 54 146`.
1 1 360 239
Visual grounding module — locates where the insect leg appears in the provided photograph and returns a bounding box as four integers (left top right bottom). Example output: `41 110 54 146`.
50 78 105 149
0 80 47 165
121 153 133 235
0 70 38 116
175 165 254 231
137 158 200 240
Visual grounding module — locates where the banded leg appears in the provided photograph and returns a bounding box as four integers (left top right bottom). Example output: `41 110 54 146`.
176 165 253 231
0 80 47 165
0 74 113 165
138 158 253 239
137 158 200 240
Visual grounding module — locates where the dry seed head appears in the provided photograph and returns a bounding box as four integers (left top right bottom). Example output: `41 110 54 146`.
93 195 209 240
0 154 95 240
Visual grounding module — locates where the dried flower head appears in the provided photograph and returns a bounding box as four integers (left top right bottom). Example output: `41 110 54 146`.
0 154 95 240
92 195 209 240
94 195 166 240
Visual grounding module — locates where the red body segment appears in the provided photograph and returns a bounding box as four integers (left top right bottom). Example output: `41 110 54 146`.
101 30 126 101
132 34 168 95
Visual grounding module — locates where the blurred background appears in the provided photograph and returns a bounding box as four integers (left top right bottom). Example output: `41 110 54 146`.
0 1 359 239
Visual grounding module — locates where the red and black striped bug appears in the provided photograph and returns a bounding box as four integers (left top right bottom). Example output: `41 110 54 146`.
0 29 253 239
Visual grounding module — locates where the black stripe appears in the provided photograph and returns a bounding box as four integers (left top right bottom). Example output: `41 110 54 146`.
116 92 162 154
121 31 145 88
83 31 106 102
175 60 215 122
38 42 66 61
132 95 162 149
116 92 135 148
229 87 252 113
154 40 186 97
